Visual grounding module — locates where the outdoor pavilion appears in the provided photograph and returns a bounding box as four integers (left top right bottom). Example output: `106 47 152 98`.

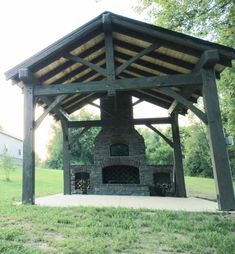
5 12 235 211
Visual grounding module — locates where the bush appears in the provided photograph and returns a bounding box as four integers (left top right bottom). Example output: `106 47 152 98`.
0 147 16 181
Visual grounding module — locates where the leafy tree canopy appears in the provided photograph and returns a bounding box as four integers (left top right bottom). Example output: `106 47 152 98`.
46 110 100 169
135 0 235 176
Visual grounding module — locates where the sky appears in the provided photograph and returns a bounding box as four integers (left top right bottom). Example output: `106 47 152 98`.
0 0 187 159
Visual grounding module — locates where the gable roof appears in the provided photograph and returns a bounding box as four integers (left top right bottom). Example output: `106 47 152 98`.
5 12 235 117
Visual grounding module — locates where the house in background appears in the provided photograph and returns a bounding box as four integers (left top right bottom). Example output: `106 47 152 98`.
0 130 23 165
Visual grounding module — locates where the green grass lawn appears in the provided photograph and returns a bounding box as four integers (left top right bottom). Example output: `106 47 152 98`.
0 167 234 254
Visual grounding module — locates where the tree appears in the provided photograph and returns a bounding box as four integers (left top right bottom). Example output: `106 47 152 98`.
46 110 100 169
183 124 213 177
135 0 235 175
138 127 173 164
0 146 16 181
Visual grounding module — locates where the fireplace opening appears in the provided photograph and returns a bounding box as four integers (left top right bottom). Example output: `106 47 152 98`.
110 144 129 156
153 172 171 196
102 165 140 184
75 172 90 194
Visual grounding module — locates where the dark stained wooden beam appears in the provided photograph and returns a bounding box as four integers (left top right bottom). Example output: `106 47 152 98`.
41 96 70 122
168 87 198 115
193 50 220 73
116 42 160 75
171 112 186 197
103 13 115 96
134 117 172 125
19 68 69 121
34 72 203 96
202 69 235 211
22 82 35 204
61 119 71 195
65 53 106 76
132 98 143 107
130 90 172 110
160 87 207 124
68 117 172 128
68 120 102 128
35 95 66 129
146 124 173 147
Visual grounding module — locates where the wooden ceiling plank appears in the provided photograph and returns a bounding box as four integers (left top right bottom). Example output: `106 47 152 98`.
116 50 180 75
114 38 195 70
51 54 105 84
38 41 105 82
116 42 160 76
112 17 234 60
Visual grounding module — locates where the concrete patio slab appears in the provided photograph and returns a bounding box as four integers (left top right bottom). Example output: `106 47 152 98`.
35 194 218 212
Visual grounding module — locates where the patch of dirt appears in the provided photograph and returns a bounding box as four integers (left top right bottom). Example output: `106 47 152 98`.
45 231 65 241
27 241 55 252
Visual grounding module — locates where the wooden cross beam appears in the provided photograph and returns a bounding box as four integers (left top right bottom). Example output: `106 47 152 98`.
40 96 70 122
103 13 116 97
193 50 220 73
115 42 160 76
159 87 207 124
34 72 203 96
65 53 106 76
146 124 173 147
34 95 66 129
168 87 196 115
132 98 143 107
68 117 172 128
19 68 70 121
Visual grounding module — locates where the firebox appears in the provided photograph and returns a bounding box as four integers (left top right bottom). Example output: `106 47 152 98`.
71 92 173 196
102 165 140 184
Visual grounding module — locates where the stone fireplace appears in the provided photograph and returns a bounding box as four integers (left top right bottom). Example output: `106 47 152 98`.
71 92 174 196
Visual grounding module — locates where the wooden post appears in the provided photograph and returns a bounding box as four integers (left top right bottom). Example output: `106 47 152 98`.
61 119 71 195
171 112 186 197
22 83 35 204
202 69 235 210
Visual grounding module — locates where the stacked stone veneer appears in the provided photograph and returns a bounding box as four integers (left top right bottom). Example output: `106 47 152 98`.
71 92 174 196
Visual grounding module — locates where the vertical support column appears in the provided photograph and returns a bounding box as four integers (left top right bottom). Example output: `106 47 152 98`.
61 119 71 195
202 69 235 210
103 13 115 82
22 83 35 204
171 112 186 197
103 12 116 111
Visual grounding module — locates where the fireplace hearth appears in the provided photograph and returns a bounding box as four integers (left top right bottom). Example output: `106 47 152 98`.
71 92 173 196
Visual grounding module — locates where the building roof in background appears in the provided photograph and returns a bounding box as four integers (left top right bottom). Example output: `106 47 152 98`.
0 130 23 142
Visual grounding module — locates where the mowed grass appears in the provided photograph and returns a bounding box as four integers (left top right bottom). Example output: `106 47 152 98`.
0 167 234 254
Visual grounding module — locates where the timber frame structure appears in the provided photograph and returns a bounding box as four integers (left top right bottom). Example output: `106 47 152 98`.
5 12 235 210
